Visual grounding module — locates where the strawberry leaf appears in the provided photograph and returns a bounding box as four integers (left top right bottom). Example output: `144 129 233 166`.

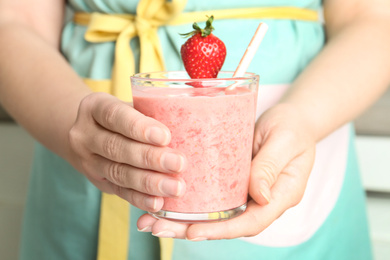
180 15 215 38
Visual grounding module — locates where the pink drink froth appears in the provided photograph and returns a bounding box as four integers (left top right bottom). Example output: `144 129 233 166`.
133 87 256 213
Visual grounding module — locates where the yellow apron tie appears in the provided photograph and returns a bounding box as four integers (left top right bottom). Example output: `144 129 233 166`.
75 3 319 260
96 193 130 260
77 0 187 102
170 6 318 25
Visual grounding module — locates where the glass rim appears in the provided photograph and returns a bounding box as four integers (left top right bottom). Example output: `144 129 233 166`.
131 71 259 82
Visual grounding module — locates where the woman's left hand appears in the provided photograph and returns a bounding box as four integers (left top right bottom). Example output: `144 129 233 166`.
137 103 316 240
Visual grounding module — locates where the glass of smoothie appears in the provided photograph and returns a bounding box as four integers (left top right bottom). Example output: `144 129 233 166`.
131 71 259 223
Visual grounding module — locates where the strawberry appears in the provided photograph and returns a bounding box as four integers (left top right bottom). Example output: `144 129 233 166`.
180 16 226 81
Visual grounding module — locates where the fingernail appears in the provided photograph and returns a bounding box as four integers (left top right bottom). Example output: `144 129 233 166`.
146 127 169 146
138 226 152 232
259 180 271 204
152 231 176 238
160 179 183 197
186 237 207 242
161 152 185 172
145 197 157 211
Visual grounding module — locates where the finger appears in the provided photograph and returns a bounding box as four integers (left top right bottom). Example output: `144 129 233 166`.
250 132 297 205
137 214 190 239
107 182 164 212
87 154 186 197
185 200 268 240
272 148 315 206
84 92 171 146
151 219 190 238
137 213 159 232
87 128 186 173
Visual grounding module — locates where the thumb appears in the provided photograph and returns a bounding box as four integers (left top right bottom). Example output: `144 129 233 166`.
249 133 297 206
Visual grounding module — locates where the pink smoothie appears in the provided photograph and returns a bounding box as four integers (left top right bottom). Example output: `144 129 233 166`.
133 87 256 213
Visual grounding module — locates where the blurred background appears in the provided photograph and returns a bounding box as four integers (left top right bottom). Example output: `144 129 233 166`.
1 89 390 259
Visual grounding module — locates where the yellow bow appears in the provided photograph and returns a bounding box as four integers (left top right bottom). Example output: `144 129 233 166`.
79 0 187 102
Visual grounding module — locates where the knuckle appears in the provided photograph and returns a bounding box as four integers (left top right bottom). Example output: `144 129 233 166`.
107 162 126 185
102 134 122 159
127 114 144 139
140 172 155 194
70 94 101 150
142 146 156 169
102 102 122 128
78 93 96 113
68 127 80 149
258 160 279 184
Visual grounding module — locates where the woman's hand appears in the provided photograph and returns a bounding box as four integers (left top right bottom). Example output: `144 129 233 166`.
68 92 187 212
136 103 316 240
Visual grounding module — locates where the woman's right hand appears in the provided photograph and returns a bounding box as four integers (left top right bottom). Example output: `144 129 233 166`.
68 92 187 212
